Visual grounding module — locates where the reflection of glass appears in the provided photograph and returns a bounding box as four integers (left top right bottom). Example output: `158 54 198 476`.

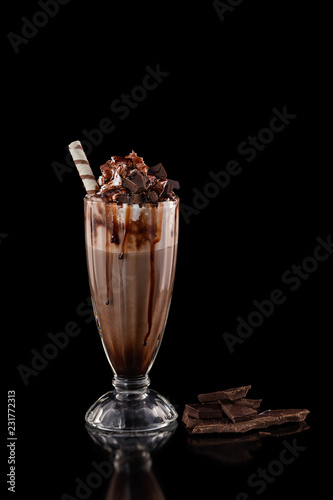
84 197 179 432
86 422 177 500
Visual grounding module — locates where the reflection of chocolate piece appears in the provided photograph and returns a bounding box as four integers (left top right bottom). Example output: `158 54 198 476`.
258 421 310 438
187 421 310 465
220 402 257 423
188 409 310 434
148 163 167 178
188 432 263 465
185 404 223 419
198 385 251 403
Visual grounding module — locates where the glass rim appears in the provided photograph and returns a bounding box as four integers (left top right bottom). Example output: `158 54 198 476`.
84 194 179 206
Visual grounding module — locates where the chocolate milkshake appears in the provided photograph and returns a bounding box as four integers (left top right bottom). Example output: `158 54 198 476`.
67 145 181 431
84 152 179 379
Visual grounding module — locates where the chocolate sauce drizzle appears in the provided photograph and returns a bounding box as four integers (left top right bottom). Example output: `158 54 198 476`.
143 204 162 347
119 205 131 260
105 208 111 305
95 200 165 347
104 204 121 305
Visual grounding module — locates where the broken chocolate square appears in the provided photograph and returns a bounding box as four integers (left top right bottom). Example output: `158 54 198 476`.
198 385 251 403
146 190 159 203
129 193 143 205
182 385 309 435
185 404 223 419
115 193 130 204
148 162 167 179
220 402 258 423
168 179 180 190
122 177 139 193
131 171 148 190
234 398 262 409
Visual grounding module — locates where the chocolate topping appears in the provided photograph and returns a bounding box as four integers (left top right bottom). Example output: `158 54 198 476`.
168 179 180 190
148 162 167 178
94 151 179 204
146 190 159 203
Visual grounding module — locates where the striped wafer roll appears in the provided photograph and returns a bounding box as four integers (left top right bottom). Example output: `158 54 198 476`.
68 140 99 195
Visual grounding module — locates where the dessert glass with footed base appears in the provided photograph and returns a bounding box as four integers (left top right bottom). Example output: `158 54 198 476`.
84 196 179 432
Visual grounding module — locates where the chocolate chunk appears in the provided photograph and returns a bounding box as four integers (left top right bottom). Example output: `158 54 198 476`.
115 193 130 204
185 404 223 419
232 398 262 409
204 397 261 409
123 171 148 193
187 409 310 434
96 151 179 204
129 193 143 205
122 177 139 193
134 171 148 189
131 171 148 190
148 163 167 178
168 179 180 190
220 402 257 423
161 181 173 198
153 179 168 197
198 385 251 403
146 190 159 203
182 409 229 429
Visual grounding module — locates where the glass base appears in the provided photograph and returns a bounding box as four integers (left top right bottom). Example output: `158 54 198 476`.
85 376 178 433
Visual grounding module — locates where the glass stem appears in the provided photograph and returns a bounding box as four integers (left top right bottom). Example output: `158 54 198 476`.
112 375 150 399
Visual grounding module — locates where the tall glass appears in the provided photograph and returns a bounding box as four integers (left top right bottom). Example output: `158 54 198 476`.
84 196 179 432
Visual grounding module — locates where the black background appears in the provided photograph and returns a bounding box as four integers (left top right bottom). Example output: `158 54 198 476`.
2 1 331 499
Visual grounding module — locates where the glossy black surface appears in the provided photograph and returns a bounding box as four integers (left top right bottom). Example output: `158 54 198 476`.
2 1 329 498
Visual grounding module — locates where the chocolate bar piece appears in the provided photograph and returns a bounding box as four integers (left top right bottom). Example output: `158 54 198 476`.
220 402 257 423
122 177 140 193
182 410 228 429
198 385 251 403
146 189 159 203
185 404 223 419
148 163 167 178
189 409 310 434
204 397 262 409
115 193 130 204
168 179 180 190
123 171 148 193
234 398 262 409
129 193 143 204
